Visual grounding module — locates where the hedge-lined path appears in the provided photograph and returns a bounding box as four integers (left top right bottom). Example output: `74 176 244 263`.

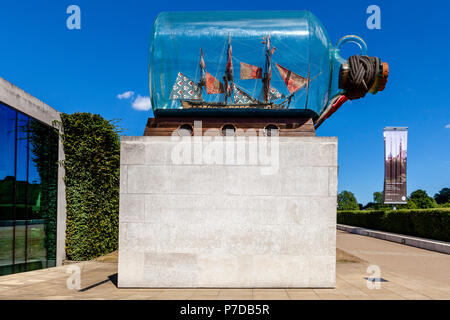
0 230 448 300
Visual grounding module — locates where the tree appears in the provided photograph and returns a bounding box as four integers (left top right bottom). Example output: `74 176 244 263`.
363 202 377 210
434 188 450 204
409 189 437 209
337 191 359 210
362 191 390 210
373 191 384 204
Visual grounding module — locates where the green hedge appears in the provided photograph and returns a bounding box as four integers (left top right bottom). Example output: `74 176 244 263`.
60 113 121 261
337 209 450 242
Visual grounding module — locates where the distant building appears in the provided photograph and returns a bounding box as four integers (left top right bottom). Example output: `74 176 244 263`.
0 77 65 276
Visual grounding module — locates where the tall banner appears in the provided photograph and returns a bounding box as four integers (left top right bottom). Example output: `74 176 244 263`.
383 127 408 204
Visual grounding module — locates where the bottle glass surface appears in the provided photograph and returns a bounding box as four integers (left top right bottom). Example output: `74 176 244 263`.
149 11 348 119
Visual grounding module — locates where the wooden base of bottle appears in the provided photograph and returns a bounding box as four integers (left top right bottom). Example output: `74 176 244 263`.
143 117 316 137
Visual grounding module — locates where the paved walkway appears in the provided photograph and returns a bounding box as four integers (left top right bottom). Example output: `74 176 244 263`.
0 230 448 300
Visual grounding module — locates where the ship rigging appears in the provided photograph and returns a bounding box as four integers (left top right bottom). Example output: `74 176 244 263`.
169 35 314 110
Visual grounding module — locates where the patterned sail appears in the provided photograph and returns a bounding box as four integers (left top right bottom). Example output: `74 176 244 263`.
205 71 224 94
268 86 285 101
233 84 259 104
275 63 307 94
240 62 262 79
170 72 202 100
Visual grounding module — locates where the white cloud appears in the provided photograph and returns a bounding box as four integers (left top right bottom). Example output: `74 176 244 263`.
445 124 450 129
132 95 152 111
117 91 135 100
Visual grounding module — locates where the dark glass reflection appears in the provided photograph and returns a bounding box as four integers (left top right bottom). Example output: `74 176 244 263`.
29 119 58 267
0 103 58 275
14 113 28 265
0 104 15 273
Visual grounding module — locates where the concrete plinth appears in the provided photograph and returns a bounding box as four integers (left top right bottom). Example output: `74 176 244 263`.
118 135 337 288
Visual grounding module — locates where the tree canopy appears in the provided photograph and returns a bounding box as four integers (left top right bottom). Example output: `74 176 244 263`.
373 191 384 204
346 188 449 210
337 191 359 210
406 189 437 209
434 188 450 205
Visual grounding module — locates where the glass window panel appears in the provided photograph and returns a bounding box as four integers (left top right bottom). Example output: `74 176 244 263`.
28 119 58 268
13 224 26 266
14 113 28 265
0 104 58 275
26 222 46 270
0 103 16 275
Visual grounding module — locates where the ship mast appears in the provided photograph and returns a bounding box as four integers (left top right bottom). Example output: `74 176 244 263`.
223 35 234 104
262 35 273 103
199 48 206 89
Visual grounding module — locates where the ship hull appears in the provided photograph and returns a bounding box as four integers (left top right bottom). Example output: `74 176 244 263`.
181 100 279 110
155 106 319 121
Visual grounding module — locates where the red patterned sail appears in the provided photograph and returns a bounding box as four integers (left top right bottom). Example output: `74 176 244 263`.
205 71 224 94
275 63 307 94
240 62 262 79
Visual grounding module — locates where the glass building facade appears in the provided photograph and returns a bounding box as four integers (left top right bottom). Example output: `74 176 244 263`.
0 102 58 276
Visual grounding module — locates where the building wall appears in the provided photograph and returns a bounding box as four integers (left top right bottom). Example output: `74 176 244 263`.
118 135 337 288
0 77 66 271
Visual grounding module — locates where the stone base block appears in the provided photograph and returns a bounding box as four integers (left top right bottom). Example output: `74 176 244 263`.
118 135 337 288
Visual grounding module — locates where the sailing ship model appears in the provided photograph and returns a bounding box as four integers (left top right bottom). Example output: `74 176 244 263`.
169 35 312 110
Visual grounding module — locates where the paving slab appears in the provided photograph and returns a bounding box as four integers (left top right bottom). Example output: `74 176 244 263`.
0 229 448 300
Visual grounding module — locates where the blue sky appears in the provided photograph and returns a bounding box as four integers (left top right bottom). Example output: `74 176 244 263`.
0 0 448 204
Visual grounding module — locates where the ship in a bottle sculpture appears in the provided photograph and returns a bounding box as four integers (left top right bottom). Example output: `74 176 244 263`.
146 11 389 135
171 35 313 111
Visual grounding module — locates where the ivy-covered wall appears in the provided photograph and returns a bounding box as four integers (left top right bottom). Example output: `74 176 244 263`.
60 113 120 261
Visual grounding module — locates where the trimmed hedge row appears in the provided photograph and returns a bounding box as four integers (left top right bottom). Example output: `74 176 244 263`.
60 113 121 261
337 209 450 242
